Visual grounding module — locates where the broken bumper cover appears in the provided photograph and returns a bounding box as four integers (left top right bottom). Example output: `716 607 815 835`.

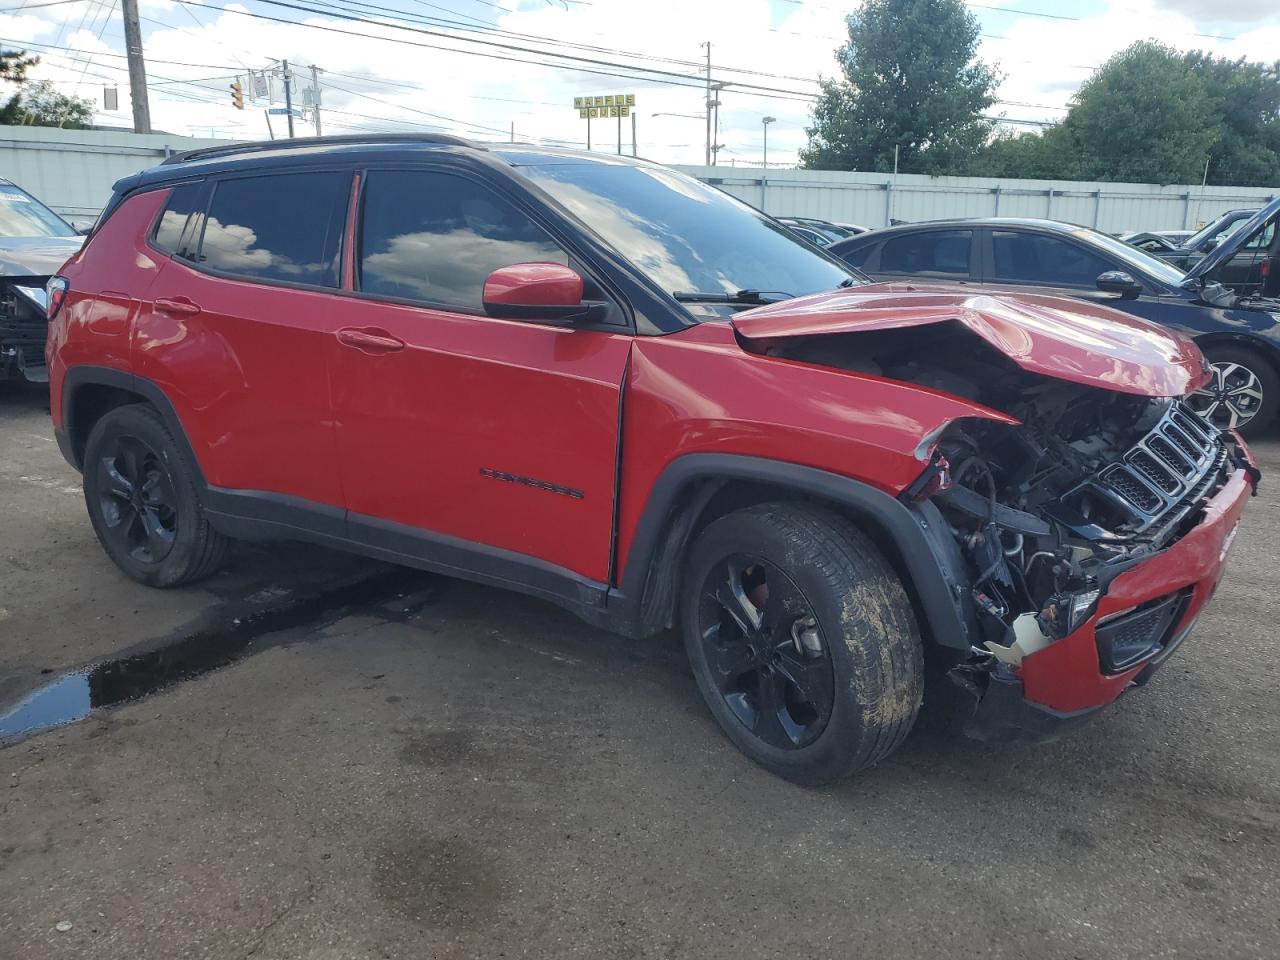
960 457 1255 742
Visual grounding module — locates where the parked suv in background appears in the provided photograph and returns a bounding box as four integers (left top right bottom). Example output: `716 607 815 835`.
47 137 1259 783
829 206 1280 433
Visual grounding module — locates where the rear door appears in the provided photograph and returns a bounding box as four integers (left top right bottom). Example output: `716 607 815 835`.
328 164 632 584
134 169 351 515
858 228 977 285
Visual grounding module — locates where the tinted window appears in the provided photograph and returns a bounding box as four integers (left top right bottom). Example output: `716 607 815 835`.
358 170 567 310
837 242 875 269
991 231 1115 287
200 172 348 287
879 230 972 278
513 158 861 304
0 182 74 238
152 182 205 259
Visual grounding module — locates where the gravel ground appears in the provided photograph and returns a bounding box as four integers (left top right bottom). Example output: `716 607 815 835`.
2 377 1278 960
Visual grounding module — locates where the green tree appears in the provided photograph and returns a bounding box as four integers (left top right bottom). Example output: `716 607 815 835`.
800 0 999 174
1060 41 1218 184
1184 52 1280 187
10 80 94 128
0 47 39 124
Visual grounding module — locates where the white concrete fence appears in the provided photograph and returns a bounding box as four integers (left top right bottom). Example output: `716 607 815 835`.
2 125 1275 233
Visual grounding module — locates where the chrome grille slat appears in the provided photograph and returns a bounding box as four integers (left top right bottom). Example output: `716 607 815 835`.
1066 401 1226 536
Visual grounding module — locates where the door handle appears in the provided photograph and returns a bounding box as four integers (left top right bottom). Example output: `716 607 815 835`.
154 296 202 316
336 327 406 355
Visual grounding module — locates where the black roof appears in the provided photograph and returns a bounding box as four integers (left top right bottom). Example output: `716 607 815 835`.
113 134 650 195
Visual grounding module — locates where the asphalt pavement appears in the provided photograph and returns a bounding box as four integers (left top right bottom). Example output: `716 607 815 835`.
2 377 1278 959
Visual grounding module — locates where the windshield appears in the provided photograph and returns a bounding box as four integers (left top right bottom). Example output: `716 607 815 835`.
0 183 74 238
1183 211 1254 251
1067 226 1190 286
514 158 863 307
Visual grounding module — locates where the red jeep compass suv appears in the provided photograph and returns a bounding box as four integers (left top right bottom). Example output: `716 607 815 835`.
46 136 1259 783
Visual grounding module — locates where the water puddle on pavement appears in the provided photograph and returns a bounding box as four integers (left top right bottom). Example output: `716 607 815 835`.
0 568 436 743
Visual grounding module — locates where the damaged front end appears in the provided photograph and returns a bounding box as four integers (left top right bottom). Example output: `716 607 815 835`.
0 279 51 383
924 389 1251 737
738 299 1260 741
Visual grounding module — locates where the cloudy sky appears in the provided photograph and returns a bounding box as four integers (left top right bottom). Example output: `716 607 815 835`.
0 0 1278 166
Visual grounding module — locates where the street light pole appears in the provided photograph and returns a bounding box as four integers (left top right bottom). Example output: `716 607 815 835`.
761 116 775 213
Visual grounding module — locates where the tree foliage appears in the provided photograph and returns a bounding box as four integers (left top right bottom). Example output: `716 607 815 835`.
800 0 999 174
9 80 95 128
974 42 1280 186
1 50 95 129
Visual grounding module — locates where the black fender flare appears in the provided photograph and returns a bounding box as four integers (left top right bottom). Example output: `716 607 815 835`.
58 365 204 483
609 453 974 650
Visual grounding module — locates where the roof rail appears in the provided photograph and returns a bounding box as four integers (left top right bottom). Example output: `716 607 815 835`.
160 133 478 166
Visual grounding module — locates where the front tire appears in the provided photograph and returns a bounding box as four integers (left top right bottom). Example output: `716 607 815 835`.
1188 346 1279 436
681 503 924 785
82 403 228 587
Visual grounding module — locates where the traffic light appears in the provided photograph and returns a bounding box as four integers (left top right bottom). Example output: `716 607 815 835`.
230 80 244 110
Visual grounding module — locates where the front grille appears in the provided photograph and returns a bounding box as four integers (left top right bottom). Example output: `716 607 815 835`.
1096 590 1190 673
1102 465 1162 512
1130 451 1180 494
1055 400 1227 539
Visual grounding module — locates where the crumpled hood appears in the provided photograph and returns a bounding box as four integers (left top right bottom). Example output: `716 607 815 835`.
1182 196 1280 286
0 236 83 279
732 283 1209 398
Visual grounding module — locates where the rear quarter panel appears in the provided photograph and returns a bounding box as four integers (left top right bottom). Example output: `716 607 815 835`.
48 189 170 429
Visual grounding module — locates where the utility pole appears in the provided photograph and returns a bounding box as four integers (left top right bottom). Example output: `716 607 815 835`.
631 111 636 157
310 63 322 136
701 40 711 166
120 0 151 133
282 60 295 138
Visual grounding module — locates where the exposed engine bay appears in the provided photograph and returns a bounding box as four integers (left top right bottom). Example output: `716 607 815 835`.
766 320 1255 665
0 279 51 383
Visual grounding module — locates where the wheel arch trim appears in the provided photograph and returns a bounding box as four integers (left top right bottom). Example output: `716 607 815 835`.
611 453 974 649
60 365 204 483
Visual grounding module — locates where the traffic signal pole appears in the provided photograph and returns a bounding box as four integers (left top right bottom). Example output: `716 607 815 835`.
282 60 295 138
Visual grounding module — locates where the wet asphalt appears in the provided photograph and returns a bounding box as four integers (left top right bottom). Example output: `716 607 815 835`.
2 378 1278 960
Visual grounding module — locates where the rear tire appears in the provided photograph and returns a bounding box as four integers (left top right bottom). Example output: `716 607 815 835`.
681 503 924 785
82 403 228 587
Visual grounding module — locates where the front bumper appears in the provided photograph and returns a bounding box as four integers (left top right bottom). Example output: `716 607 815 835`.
960 453 1255 740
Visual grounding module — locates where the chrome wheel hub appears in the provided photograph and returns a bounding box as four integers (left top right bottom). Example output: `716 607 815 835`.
1188 361 1263 430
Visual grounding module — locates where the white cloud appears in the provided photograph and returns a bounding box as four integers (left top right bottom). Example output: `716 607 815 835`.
2 0 1277 167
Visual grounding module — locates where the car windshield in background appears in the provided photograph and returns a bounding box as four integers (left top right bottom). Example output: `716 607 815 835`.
515 158 862 307
1069 227 1190 286
0 184 74 238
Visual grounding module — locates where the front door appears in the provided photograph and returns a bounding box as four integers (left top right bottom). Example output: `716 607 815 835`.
329 167 632 584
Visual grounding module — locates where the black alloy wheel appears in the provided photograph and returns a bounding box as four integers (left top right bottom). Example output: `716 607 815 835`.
83 403 229 587
696 555 835 749
95 434 179 564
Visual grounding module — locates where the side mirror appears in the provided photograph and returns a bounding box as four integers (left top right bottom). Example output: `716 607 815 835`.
482 263 607 325
1096 270 1142 300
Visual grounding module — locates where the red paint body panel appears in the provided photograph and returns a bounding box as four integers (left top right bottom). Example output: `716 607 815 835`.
47 189 170 427
328 297 630 581
614 321 1014 581
1019 465 1252 713
734 283 1210 398
132 257 347 506
482 262 583 309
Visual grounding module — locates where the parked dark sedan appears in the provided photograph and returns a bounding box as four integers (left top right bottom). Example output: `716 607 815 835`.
829 202 1280 433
